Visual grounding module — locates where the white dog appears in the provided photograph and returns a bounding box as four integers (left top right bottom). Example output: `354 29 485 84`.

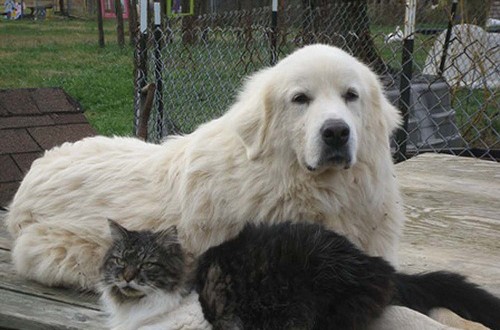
7 44 467 329
7 44 403 288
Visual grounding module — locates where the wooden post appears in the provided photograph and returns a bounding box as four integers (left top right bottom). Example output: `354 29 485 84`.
181 0 196 45
96 0 105 47
115 0 125 47
136 83 156 141
128 0 138 46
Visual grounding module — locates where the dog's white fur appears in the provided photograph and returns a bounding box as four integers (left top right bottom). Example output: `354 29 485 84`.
7 44 404 289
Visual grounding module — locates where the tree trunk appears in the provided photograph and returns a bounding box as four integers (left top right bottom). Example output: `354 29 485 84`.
59 0 65 15
305 0 390 75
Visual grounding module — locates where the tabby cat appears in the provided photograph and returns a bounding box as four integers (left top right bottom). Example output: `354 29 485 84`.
100 220 500 330
99 221 210 330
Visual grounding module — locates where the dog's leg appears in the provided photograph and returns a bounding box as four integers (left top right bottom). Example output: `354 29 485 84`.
429 308 490 330
11 222 108 290
368 306 461 330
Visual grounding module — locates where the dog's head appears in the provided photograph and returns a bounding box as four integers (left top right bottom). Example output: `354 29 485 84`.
233 44 401 173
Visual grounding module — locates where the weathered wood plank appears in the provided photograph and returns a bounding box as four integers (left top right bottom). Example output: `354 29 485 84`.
396 153 500 296
0 287 106 330
0 249 100 310
0 210 11 250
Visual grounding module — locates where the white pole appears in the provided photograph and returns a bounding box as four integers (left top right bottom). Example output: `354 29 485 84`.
404 0 417 40
154 1 161 26
140 0 148 34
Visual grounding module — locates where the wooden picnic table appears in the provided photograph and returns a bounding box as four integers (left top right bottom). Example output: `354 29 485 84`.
0 153 499 329
22 0 53 19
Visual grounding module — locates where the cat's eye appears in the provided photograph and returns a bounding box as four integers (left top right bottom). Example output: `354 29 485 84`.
292 93 311 105
343 88 359 102
142 262 157 269
111 257 125 266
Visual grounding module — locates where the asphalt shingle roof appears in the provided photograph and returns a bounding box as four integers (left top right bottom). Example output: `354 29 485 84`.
0 88 96 206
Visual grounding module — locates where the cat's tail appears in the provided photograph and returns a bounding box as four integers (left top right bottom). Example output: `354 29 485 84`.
393 271 500 330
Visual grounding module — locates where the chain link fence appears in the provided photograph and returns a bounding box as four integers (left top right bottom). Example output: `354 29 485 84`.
133 0 499 162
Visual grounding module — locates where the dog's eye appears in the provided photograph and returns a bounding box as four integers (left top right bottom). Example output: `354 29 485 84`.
343 88 359 102
292 93 311 105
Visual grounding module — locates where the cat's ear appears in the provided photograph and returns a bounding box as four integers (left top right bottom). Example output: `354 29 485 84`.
107 219 129 241
154 225 178 247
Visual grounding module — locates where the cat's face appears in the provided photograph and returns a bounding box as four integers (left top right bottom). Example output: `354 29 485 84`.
101 220 185 300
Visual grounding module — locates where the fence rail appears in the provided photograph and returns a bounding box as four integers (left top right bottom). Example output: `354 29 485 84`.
133 0 499 162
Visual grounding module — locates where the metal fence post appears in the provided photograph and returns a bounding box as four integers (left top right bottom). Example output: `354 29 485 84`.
270 0 278 65
153 0 164 138
134 0 148 135
439 0 458 76
395 0 416 162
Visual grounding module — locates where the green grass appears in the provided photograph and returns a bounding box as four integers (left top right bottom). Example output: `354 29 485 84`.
0 18 135 136
451 87 500 147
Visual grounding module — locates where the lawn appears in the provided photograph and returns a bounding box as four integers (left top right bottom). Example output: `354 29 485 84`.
0 18 135 136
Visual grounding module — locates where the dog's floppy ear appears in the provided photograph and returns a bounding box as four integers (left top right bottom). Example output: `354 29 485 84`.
367 73 402 137
233 69 274 160
380 94 402 137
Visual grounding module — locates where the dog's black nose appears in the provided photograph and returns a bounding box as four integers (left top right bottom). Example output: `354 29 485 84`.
321 120 350 147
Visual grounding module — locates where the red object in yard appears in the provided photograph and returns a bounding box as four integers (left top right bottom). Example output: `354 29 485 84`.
101 0 129 19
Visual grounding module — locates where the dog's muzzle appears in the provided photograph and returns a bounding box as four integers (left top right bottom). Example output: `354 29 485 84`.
319 119 352 169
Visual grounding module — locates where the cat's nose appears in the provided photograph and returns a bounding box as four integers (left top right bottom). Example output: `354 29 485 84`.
123 266 138 283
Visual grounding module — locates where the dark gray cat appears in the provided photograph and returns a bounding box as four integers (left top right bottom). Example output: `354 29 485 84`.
100 220 500 330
